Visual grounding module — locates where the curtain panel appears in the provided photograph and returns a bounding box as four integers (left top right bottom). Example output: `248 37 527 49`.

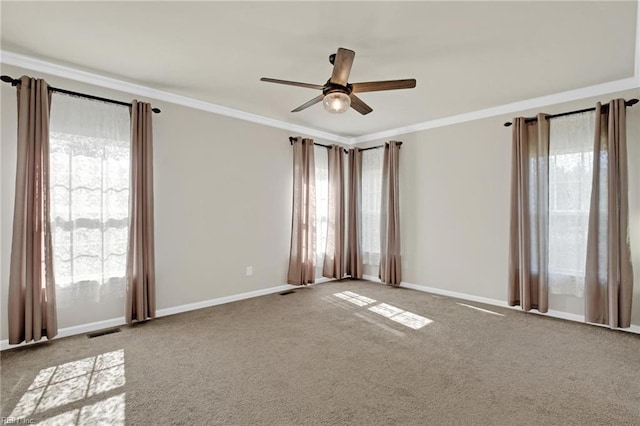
314 147 329 265
508 114 550 313
8 76 58 344
346 148 363 279
585 100 634 328
287 138 317 285
547 112 595 298
49 94 131 313
379 141 402 286
126 100 156 323
323 145 345 279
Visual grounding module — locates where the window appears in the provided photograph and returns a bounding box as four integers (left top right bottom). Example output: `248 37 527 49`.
361 148 383 265
548 111 595 297
315 146 329 265
49 94 131 313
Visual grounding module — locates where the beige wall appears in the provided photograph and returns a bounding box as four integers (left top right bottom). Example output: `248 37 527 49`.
357 88 640 327
1 63 638 340
0 64 335 341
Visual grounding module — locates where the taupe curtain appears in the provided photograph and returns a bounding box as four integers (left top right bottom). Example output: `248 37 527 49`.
346 148 363 279
508 114 550 313
8 76 57 344
585 100 634 328
323 145 345 279
287 138 316 285
379 141 402 286
126 100 156 323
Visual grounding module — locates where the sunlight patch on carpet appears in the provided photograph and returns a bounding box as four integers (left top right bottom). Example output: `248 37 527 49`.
368 303 404 318
457 302 505 317
329 291 434 330
333 291 377 306
9 349 126 425
369 303 433 329
37 408 79 426
354 313 406 337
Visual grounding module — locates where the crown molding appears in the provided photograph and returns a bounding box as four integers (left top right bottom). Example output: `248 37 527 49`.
2 47 638 146
352 76 639 144
0 50 351 144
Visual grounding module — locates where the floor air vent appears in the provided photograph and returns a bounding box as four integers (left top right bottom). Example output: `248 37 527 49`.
87 327 121 338
279 290 295 296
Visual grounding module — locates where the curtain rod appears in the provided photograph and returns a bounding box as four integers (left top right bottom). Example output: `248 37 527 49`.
503 98 638 127
359 142 403 151
288 137 402 152
288 137 347 153
1 75 161 114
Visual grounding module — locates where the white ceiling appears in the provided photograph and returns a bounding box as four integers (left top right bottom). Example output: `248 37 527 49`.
1 1 637 138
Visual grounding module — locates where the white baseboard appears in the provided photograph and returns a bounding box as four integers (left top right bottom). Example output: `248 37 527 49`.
396 280 640 335
155 284 294 317
0 316 128 352
1 283 297 351
364 275 639 334
400 281 512 309
313 277 335 285
4 278 636 351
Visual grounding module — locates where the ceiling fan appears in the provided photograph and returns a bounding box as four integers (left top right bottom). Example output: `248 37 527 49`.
260 48 416 115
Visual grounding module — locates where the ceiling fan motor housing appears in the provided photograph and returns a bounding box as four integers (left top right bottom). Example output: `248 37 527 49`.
323 80 352 96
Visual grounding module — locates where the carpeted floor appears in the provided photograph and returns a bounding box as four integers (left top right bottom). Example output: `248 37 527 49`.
1 279 639 425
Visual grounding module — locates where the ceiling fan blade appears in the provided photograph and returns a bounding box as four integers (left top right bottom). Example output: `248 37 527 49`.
349 94 373 115
351 79 416 93
260 78 324 90
291 95 325 113
330 48 355 86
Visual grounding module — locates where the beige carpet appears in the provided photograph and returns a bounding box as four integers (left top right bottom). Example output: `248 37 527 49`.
1 279 639 425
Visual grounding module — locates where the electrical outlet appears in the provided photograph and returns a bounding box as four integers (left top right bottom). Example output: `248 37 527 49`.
246 266 253 276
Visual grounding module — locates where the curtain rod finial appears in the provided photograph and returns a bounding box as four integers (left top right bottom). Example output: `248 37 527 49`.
1 75 18 86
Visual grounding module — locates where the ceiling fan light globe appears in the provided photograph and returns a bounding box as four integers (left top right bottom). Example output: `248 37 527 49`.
323 92 350 114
